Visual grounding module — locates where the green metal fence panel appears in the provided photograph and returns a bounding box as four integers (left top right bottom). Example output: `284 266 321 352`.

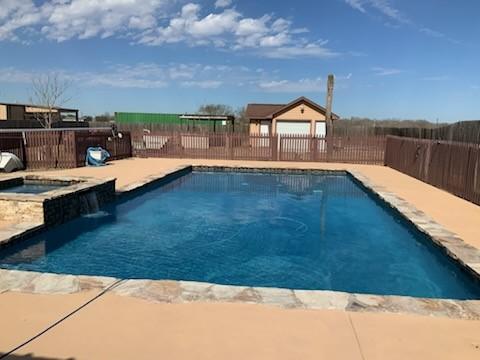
115 112 184 124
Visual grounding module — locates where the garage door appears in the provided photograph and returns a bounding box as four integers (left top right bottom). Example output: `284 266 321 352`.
315 122 326 137
277 121 310 153
315 122 327 152
276 121 310 135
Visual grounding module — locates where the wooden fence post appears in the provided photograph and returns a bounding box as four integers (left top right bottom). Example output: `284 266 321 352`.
271 135 277 161
73 131 78 167
227 133 233 160
384 136 390 166
277 134 281 161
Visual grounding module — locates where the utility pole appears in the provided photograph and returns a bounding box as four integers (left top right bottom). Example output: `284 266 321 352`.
325 74 334 136
325 74 334 160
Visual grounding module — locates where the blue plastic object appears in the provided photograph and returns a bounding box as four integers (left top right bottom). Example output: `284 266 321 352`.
85 147 110 166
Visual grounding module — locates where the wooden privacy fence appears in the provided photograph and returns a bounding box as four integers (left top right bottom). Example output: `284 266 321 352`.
0 132 25 162
131 131 386 164
0 129 132 169
74 131 132 166
385 136 480 206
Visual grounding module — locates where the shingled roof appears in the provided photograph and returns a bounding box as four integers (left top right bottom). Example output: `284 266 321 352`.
245 104 285 119
246 96 339 120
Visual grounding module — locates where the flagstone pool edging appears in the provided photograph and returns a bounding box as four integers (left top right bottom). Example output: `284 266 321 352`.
0 269 479 320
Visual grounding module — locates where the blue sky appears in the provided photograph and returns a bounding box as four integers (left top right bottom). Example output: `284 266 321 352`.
0 0 479 121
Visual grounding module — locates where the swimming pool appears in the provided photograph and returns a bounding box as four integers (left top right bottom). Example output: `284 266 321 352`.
0 170 479 299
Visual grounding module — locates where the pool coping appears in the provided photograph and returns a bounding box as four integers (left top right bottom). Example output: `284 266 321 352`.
0 174 115 203
1 164 480 320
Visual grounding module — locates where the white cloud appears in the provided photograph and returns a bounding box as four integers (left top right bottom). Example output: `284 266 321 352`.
0 0 168 42
0 63 268 90
181 80 222 88
422 75 449 81
0 1 338 59
369 0 406 23
0 64 173 89
82 63 237 89
0 63 336 95
344 0 407 23
419 27 444 38
419 27 461 44
168 64 197 80
264 43 338 59
139 3 333 58
43 0 167 42
344 0 366 13
236 16 270 37
0 0 45 41
215 0 232 8
0 66 37 83
344 0 462 45
83 63 170 88
372 67 403 76
257 78 324 93
188 9 240 38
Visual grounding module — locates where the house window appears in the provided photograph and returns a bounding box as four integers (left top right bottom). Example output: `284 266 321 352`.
260 121 270 135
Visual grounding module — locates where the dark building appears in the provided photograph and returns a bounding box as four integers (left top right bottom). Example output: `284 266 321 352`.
0 102 79 128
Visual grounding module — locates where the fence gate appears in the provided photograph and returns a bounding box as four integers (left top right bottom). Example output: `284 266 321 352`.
0 132 25 164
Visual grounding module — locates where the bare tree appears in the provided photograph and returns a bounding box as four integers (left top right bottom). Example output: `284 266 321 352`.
197 104 233 115
234 106 249 133
30 73 72 128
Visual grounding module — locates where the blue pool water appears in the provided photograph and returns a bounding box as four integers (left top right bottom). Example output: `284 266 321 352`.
0 183 65 194
0 171 479 299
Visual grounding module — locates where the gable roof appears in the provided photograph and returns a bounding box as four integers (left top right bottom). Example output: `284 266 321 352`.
245 104 285 119
246 96 339 120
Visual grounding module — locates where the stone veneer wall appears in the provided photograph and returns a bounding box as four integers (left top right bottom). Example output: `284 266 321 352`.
0 177 116 226
43 180 116 226
0 199 44 222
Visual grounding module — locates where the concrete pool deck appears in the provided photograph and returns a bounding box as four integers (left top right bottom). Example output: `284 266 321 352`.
1 291 480 359
1 157 480 359
0 219 12 229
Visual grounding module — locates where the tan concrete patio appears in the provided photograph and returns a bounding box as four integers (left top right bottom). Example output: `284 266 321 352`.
1 158 480 359
1 291 480 360
0 219 12 230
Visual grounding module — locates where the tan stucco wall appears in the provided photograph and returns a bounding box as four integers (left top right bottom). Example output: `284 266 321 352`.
274 103 326 122
0 105 6 120
273 103 326 136
25 107 58 113
249 121 260 135
249 103 329 135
